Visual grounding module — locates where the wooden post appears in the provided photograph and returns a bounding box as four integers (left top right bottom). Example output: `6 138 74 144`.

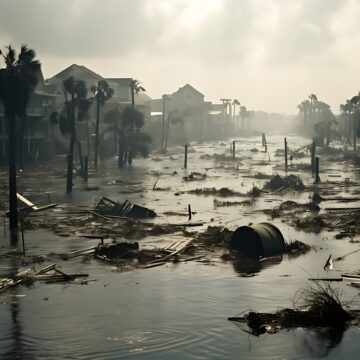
315 157 320 183
232 140 235 160
66 154 73 193
284 138 288 171
311 140 316 174
188 204 192 221
161 95 166 151
8 114 18 229
184 144 188 169
20 216 25 256
94 95 100 170
84 156 88 182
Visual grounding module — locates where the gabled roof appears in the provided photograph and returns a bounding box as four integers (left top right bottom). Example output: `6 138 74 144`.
47 64 103 82
174 83 204 97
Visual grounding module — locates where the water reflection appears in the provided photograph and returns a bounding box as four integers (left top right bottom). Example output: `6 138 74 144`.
299 326 346 358
1 257 36 360
231 255 283 277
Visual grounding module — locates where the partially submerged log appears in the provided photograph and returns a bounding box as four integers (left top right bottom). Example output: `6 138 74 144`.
228 283 359 336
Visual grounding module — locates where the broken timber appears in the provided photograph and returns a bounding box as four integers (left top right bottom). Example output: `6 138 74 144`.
16 193 58 212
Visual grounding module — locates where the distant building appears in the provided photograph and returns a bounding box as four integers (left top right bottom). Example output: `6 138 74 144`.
149 84 213 144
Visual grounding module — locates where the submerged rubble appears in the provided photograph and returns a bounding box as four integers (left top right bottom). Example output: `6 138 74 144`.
188 187 241 197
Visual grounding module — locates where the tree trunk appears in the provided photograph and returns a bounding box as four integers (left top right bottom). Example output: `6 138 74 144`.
94 95 100 170
19 116 25 170
123 144 128 166
128 87 135 164
118 131 124 168
66 95 76 193
8 114 18 229
76 137 84 173
85 120 91 157
164 114 170 152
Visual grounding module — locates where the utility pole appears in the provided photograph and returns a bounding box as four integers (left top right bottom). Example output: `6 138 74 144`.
161 95 167 151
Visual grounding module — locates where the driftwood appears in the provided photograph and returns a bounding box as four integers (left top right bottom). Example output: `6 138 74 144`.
148 239 192 264
16 193 58 212
334 248 360 261
0 263 89 295
309 278 343 282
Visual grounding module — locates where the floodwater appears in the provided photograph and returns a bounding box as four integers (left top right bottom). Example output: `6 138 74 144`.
0 135 360 359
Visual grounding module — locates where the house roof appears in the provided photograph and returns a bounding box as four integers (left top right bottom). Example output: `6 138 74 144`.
47 64 103 82
174 83 204 97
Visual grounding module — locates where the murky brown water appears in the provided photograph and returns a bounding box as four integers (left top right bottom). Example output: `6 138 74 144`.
1 135 359 359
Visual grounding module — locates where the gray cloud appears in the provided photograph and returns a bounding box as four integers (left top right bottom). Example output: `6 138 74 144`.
0 0 359 112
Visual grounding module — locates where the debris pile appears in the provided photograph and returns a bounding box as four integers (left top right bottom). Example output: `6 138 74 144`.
195 226 233 247
183 172 207 181
264 174 305 192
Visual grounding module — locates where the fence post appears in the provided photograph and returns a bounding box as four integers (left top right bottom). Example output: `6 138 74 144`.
84 155 88 182
184 144 188 169
315 157 320 183
284 138 288 171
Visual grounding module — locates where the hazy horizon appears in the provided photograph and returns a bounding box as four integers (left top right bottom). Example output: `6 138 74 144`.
1 0 360 114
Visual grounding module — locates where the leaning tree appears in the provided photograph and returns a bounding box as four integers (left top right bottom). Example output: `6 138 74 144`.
0 45 41 229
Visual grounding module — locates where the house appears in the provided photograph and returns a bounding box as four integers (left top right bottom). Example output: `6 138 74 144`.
0 68 57 164
148 84 212 144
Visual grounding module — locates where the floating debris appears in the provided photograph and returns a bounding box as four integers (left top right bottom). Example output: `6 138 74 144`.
229 283 360 336
95 197 156 219
264 174 305 192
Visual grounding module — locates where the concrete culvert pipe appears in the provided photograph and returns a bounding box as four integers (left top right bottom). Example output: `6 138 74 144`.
229 223 285 257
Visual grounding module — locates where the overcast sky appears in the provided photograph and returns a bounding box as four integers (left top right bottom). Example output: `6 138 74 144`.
1 0 360 113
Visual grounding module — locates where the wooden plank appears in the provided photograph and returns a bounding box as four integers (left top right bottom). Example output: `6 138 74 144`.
148 239 192 264
17 193 36 209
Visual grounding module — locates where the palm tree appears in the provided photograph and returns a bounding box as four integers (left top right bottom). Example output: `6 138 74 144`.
340 100 353 143
232 99 240 129
0 45 41 229
128 79 145 165
104 107 122 156
91 80 114 170
350 92 360 151
130 79 145 108
58 76 92 192
309 94 318 129
118 106 152 166
297 99 311 131
239 106 247 131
